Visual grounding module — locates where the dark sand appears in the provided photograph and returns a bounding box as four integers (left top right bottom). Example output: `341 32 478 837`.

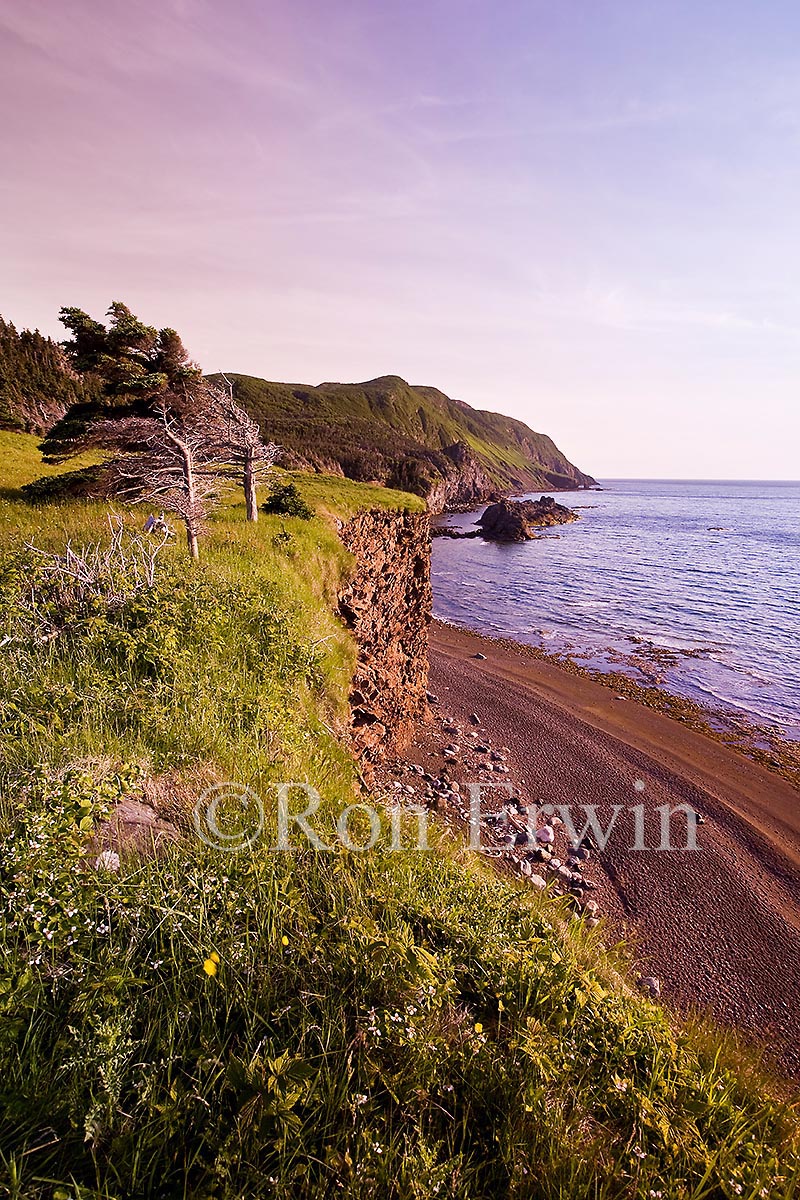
425 620 800 1079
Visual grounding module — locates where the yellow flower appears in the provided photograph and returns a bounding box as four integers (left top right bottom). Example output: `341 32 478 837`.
474 1022 483 1034
210 951 220 964
203 958 218 977
281 935 289 947
497 1000 505 1012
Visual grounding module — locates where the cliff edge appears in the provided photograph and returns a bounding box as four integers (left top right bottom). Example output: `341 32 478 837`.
337 508 431 764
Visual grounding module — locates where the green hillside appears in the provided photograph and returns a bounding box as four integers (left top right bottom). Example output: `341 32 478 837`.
213 373 596 505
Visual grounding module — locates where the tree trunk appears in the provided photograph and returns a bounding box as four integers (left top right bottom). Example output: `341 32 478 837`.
244 454 258 522
186 521 200 560
175 432 201 561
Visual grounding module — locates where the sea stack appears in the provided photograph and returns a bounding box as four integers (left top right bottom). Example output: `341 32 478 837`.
477 496 579 542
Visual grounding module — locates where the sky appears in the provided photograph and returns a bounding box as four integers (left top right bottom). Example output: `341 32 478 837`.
1 0 799 479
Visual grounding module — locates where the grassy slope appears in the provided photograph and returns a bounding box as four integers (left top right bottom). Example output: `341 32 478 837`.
0 433 797 1200
214 374 596 493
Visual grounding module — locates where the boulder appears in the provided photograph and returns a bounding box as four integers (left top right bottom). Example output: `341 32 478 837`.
639 976 661 999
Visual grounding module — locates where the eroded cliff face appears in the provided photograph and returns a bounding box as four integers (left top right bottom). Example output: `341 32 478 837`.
422 440 596 514
423 442 496 513
337 510 431 765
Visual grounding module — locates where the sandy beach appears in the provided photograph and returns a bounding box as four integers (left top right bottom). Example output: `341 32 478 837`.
417 621 800 1079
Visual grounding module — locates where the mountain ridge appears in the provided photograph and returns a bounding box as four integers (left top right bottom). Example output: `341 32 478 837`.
212 371 597 511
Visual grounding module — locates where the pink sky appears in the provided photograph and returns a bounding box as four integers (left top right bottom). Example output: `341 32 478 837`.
2 0 798 478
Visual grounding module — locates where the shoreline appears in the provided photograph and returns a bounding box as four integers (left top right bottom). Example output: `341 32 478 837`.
431 616 800 792
414 619 800 1079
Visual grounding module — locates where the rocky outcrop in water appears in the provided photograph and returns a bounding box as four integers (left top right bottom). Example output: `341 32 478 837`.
478 496 579 542
431 525 482 539
338 509 431 764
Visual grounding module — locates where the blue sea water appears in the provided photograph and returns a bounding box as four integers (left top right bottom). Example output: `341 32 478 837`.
431 480 800 739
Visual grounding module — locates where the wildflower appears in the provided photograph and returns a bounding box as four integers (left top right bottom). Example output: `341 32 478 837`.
94 850 120 873
210 951 220 964
474 1022 483 1034
203 958 218 977
281 934 289 946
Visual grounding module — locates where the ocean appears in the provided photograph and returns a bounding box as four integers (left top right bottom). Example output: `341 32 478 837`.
431 479 800 740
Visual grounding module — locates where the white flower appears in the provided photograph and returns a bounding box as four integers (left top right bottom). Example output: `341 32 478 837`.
94 850 120 873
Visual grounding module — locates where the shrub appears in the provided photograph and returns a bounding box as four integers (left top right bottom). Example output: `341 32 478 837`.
262 480 315 520
19 464 104 504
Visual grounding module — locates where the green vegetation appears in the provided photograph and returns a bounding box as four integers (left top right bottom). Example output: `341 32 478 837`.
0 433 797 1199
0 318 98 434
210 373 596 502
262 479 316 520
0 431 100 507
39 302 203 461
19 464 104 504
288 470 426 520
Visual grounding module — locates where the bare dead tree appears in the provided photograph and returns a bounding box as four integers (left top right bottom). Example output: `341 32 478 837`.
94 401 224 560
211 374 281 521
11 515 174 647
